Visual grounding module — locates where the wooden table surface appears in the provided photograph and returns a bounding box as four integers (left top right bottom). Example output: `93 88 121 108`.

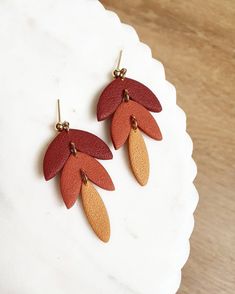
100 1 235 293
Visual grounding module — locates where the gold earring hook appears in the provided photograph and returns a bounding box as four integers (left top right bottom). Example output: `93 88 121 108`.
113 50 127 80
57 99 61 123
55 99 70 132
117 50 123 71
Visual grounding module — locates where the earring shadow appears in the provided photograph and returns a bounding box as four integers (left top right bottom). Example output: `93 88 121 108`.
35 123 55 178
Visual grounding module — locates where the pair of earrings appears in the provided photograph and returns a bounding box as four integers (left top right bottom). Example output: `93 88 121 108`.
43 52 162 242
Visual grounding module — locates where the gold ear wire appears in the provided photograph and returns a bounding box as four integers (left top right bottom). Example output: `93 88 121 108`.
113 50 127 79
57 99 61 123
117 50 123 71
55 99 69 132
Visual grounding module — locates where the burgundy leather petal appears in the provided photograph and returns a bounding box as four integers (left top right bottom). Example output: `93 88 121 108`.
43 129 113 181
97 77 162 121
69 129 113 160
97 78 123 121
111 100 162 149
126 78 162 113
43 130 71 181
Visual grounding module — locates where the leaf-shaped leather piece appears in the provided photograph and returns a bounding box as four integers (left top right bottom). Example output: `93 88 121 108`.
81 181 110 242
78 153 115 191
43 129 113 181
60 152 114 201
97 77 162 121
97 78 123 121
128 128 149 186
43 130 71 181
69 129 113 160
60 154 82 209
111 100 162 149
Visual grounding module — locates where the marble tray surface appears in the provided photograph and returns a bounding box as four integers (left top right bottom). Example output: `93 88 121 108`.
0 0 198 293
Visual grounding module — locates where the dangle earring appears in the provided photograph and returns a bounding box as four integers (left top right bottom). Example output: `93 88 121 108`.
43 100 114 242
97 51 162 186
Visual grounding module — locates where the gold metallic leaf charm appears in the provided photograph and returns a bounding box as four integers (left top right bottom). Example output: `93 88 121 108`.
128 128 150 186
81 181 110 242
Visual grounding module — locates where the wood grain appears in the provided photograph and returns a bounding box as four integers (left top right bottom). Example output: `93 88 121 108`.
100 1 235 293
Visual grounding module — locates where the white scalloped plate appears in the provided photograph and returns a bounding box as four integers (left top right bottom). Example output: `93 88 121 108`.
0 1 198 293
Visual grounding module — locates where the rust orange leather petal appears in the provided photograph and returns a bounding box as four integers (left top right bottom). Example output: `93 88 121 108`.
76 152 115 191
81 181 110 242
111 100 162 149
60 154 82 209
61 152 114 203
135 102 162 140
111 102 132 149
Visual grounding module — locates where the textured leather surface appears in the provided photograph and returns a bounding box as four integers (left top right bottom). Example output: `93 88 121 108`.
60 154 82 209
97 78 123 121
43 129 113 181
97 77 162 121
60 152 114 209
43 130 71 181
69 129 113 160
111 100 162 149
128 128 149 186
73 153 115 191
81 181 110 243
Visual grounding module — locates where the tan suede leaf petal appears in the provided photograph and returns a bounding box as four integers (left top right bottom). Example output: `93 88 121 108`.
128 128 150 186
81 181 110 243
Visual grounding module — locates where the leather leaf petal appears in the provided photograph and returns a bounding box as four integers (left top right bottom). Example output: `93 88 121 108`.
97 77 162 121
78 152 115 190
43 130 71 181
128 128 149 186
125 78 162 113
69 129 113 160
60 152 114 209
43 129 113 181
81 181 110 242
111 100 162 149
97 78 123 121
60 154 82 209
